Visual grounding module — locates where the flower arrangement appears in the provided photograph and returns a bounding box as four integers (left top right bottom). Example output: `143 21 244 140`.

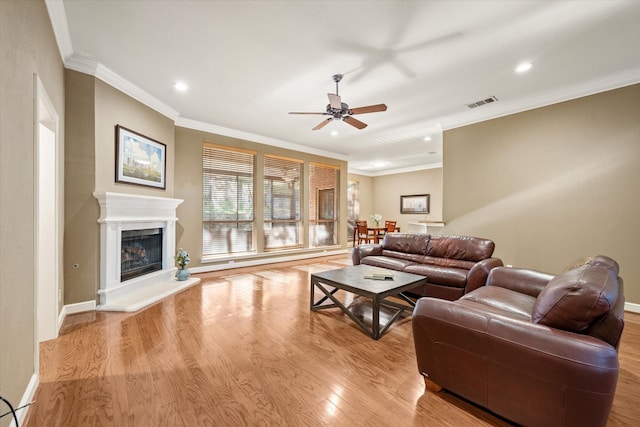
370 213 382 226
175 248 191 269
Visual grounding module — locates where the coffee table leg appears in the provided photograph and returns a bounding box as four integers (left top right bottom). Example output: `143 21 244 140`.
372 297 380 339
311 280 378 339
311 278 339 310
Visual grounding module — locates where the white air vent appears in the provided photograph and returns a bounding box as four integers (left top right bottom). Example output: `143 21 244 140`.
467 96 498 109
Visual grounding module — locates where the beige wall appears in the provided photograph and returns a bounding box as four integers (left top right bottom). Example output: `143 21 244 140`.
175 126 348 268
0 0 65 415
443 83 640 304
64 70 98 303
64 73 176 303
350 168 443 233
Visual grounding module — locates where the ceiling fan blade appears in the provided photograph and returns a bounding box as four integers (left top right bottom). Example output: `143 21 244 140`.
312 118 333 130
349 104 387 115
343 116 367 129
289 111 327 115
328 93 341 110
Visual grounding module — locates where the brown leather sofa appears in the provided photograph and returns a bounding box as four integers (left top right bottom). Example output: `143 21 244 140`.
412 255 625 427
352 233 503 300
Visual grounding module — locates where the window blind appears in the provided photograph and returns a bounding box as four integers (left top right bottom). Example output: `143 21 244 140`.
202 144 256 255
263 155 302 250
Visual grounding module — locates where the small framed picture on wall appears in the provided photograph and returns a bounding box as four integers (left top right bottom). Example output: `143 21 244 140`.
400 194 430 214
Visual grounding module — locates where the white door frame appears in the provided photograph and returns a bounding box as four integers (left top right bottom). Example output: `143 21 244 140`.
35 75 61 346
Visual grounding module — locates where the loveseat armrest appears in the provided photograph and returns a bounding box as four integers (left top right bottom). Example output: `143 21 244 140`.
412 298 619 427
486 266 554 298
351 244 383 265
464 257 504 294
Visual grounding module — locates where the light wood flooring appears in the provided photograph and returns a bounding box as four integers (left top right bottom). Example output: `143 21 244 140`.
26 255 640 426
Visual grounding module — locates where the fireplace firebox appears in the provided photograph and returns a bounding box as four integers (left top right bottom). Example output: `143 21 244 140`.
121 228 163 281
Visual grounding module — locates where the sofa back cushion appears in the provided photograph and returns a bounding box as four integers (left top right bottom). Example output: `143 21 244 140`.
532 256 620 333
426 235 495 262
381 233 430 255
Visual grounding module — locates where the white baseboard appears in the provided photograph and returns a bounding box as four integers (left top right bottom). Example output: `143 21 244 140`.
625 302 640 314
57 300 97 333
64 300 97 315
10 373 38 427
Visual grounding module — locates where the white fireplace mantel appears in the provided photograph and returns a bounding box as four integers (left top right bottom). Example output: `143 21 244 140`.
93 191 199 311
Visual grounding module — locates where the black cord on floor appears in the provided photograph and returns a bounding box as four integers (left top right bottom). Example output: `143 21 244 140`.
0 394 18 426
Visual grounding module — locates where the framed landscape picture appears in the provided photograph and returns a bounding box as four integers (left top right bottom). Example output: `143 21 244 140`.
401 194 430 214
115 125 166 189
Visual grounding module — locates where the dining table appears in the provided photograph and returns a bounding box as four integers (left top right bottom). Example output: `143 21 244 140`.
351 225 401 244
351 223 402 245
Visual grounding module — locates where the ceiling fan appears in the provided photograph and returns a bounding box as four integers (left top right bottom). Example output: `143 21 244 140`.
289 74 387 130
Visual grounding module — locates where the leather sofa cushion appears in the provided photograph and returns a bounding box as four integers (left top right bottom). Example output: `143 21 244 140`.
405 264 468 288
382 233 429 255
532 261 619 332
427 235 495 262
381 250 428 264
361 256 416 271
421 256 476 270
459 286 536 320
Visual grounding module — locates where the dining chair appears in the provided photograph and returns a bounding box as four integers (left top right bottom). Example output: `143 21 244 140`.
355 220 374 246
377 220 397 240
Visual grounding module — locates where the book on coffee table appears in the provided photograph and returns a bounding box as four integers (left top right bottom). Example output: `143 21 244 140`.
364 268 395 280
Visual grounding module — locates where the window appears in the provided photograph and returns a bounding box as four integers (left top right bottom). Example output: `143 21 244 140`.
263 155 302 250
202 144 256 255
309 163 339 247
347 180 360 243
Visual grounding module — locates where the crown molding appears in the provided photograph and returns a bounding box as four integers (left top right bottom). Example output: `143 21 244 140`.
175 117 348 162
93 61 180 120
64 54 98 75
65 54 180 121
349 162 442 177
45 0 74 61
441 66 640 131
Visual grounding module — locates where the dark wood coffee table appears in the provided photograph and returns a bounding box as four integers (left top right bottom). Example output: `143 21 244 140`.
310 264 427 339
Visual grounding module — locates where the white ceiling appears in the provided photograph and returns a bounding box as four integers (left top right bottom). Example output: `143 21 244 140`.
52 0 640 175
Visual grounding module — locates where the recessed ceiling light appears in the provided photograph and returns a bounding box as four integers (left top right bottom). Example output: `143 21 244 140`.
371 161 388 168
174 81 189 92
330 130 338 136
423 136 432 142
515 62 533 73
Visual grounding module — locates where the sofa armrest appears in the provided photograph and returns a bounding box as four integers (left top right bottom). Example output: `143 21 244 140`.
412 298 619 427
486 266 554 297
351 244 383 265
464 257 504 294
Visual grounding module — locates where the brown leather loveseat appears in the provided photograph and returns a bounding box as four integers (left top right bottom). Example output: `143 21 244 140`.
352 233 503 300
412 255 625 427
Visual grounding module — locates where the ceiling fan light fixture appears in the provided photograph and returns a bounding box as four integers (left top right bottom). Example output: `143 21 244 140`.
289 74 387 131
